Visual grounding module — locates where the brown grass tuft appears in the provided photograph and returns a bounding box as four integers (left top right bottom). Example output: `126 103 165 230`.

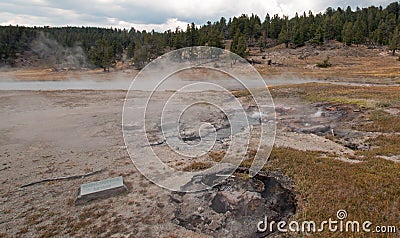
263 147 400 237
182 162 212 172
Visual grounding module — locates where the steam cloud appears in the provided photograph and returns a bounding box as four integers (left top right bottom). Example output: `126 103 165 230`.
30 32 87 69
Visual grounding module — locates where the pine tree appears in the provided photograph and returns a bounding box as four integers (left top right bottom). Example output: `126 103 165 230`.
89 39 114 71
186 23 198 47
207 27 223 48
342 22 354 45
173 28 185 49
133 41 148 69
311 25 324 45
230 29 240 54
3 3 400 67
278 17 290 47
230 30 247 57
236 35 247 57
353 18 366 45
127 41 135 59
390 27 400 56
323 16 335 40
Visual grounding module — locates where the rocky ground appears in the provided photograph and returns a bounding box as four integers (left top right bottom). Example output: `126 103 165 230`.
1 84 394 237
1 43 400 237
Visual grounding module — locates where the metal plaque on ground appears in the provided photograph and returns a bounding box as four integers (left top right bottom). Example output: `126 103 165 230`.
75 176 127 205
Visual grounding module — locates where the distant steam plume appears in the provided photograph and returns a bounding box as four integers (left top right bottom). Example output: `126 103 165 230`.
30 32 87 69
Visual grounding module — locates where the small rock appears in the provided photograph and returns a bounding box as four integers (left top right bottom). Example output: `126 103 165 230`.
169 194 183 203
210 192 231 213
207 219 222 231
197 206 204 213
295 125 331 135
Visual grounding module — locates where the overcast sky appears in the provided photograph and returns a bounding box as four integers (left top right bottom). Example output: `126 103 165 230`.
0 0 395 32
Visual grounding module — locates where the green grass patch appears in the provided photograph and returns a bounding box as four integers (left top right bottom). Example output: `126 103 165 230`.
317 97 369 108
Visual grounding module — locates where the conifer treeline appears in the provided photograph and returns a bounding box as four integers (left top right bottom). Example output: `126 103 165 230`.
1 2 400 69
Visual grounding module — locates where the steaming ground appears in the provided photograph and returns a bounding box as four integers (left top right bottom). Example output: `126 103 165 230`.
1 42 400 236
0 79 365 236
0 72 385 91
2 58 398 235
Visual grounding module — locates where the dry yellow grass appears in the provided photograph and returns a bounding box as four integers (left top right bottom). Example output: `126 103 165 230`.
271 83 400 108
253 43 400 82
360 135 400 157
0 68 138 81
208 150 226 162
182 162 212 172
258 83 400 236
261 147 400 237
358 110 400 133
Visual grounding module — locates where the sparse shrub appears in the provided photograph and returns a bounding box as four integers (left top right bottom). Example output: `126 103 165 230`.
182 162 212 172
208 150 226 162
358 110 400 132
232 89 251 98
362 134 400 156
377 101 392 108
317 56 332 68
240 159 254 168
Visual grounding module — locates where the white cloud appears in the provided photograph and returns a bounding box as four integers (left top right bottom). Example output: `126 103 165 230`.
106 18 189 32
0 0 396 31
0 12 49 26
